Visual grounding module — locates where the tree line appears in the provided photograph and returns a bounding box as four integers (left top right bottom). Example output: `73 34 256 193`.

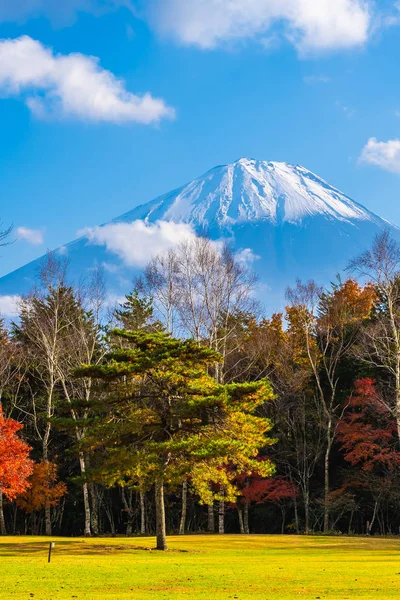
1 231 400 544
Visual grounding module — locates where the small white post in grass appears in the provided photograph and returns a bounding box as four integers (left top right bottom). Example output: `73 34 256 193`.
48 542 55 563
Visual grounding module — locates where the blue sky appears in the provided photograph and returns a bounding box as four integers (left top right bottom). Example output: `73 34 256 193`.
1 0 400 278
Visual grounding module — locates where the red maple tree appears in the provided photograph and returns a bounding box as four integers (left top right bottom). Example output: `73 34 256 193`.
337 378 400 471
336 379 400 533
0 408 33 500
235 460 298 533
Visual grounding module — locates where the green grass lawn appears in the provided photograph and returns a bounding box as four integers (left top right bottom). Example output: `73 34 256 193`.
2 534 400 599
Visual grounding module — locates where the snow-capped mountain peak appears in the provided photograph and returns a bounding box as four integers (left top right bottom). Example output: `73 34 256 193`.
119 158 377 230
0 157 397 309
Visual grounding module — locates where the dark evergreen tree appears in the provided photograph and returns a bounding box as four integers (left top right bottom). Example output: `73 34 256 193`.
76 330 275 549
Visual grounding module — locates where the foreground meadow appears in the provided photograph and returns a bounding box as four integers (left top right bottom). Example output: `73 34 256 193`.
2 535 400 599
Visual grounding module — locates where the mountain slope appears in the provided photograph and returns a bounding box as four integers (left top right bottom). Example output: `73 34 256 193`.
119 158 381 228
0 158 397 310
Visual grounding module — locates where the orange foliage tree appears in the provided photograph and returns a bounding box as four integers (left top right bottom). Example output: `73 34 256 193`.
16 461 67 534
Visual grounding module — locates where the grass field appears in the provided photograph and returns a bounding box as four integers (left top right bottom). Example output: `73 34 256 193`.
2 534 400 599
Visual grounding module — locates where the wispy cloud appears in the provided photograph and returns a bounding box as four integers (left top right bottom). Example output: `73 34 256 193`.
0 36 175 124
303 75 330 85
336 101 356 118
359 137 400 174
0 294 20 317
142 0 372 56
235 248 260 266
16 226 44 245
79 220 197 267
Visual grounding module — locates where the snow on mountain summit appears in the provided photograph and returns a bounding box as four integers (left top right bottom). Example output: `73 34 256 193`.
0 157 397 309
119 158 377 229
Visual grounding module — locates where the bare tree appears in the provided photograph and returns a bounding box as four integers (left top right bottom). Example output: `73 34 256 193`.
349 230 400 440
286 278 375 532
14 256 107 536
139 249 179 335
0 222 12 247
276 392 324 534
54 269 108 536
15 255 70 535
139 237 257 534
140 237 257 381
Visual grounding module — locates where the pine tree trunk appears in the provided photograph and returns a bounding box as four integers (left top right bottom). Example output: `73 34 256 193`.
89 484 99 536
179 480 188 535
121 488 134 536
155 479 167 550
207 503 214 532
218 488 225 534
207 481 215 532
238 507 244 534
244 500 249 534
140 486 146 535
0 492 6 535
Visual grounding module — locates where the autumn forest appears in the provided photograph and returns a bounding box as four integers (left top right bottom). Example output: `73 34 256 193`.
1 229 400 549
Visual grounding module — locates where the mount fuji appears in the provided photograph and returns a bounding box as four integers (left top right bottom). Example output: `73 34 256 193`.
1 158 398 310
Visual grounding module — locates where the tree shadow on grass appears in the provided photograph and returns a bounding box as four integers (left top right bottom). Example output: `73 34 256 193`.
0 540 190 557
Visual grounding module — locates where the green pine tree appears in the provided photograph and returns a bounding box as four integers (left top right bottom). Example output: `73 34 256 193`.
76 329 275 550
114 288 161 332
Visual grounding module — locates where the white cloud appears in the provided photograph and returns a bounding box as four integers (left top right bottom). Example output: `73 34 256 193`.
142 0 371 55
0 36 175 123
0 1 132 27
80 220 197 266
16 226 44 245
101 262 121 273
235 248 260 266
0 295 21 317
105 293 128 307
359 137 400 174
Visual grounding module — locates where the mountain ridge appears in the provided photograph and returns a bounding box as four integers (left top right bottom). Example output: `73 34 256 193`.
0 158 397 311
116 158 388 230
